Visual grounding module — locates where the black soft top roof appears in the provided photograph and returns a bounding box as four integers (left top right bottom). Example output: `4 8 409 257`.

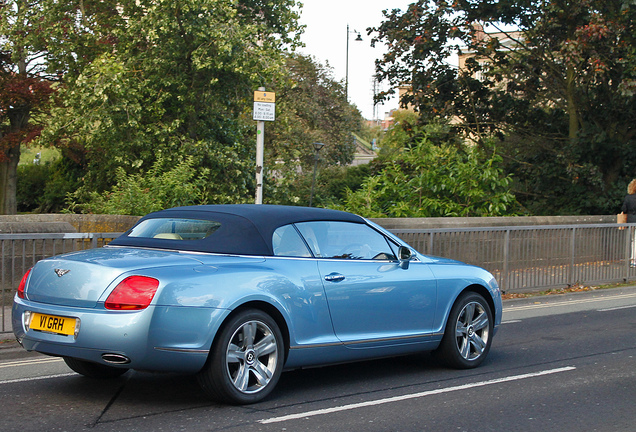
109 204 365 256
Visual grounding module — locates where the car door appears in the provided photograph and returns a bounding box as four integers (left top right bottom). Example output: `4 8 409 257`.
295 221 438 348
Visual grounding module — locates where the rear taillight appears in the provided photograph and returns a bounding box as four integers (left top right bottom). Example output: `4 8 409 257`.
105 276 160 310
17 268 32 299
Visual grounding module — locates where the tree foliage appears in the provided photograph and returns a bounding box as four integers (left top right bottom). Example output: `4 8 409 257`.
35 0 303 205
339 135 517 218
264 53 365 205
16 157 82 213
0 0 57 214
267 54 363 167
67 157 208 216
371 0 636 215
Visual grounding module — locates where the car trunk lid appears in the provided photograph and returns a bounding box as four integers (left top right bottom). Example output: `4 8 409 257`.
25 247 205 308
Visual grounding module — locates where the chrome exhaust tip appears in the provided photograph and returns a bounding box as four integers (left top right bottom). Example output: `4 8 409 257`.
101 353 131 365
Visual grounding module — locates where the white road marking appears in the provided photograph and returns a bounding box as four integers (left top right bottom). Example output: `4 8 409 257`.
0 357 63 368
259 366 577 424
0 373 75 385
597 304 636 312
502 320 522 324
503 293 636 312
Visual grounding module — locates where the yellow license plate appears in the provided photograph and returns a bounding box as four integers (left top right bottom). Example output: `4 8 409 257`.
30 313 77 336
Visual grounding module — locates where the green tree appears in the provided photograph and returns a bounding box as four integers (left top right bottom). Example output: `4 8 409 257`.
16 157 83 213
371 0 636 215
68 157 208 216
267 54 363 166
1 2 49 215
36 0 303 207
340 136 516 218
1 0 127 214
0 51 53 214
264 53 365 205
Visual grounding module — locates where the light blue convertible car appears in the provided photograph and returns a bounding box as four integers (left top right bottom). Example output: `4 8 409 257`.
13 205 502 404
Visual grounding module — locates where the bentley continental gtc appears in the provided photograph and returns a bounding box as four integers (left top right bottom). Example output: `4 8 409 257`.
13 205 502 404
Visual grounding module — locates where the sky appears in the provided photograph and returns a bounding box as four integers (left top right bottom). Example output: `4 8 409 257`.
297 0 413 121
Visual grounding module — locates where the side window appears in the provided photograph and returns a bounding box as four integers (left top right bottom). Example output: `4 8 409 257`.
272 225 312 258
296 221 397 260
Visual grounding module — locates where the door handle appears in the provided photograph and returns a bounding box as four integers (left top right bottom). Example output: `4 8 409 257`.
324 272 345 282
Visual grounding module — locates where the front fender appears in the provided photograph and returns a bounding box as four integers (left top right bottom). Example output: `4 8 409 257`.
429 264 502 333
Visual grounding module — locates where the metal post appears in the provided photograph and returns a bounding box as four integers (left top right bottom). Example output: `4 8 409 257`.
624 226 632 281
345 25 362 101
569 227 577 286
502 229 510 293
255 87 265 204
309 155 319 207
309 142 325 207
346 24 350 100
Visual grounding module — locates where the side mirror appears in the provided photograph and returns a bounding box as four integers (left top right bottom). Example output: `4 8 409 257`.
398 246 412 269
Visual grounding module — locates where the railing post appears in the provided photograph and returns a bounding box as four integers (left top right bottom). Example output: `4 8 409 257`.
1 241 4 332
569 227 576 286
624 226 632 281
502 229 510 293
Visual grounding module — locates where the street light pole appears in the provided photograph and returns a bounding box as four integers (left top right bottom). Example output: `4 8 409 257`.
309 142 325 207
345 24 362 101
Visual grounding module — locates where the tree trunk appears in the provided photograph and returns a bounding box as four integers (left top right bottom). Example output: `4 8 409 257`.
0 144 20 215
566 65 579 142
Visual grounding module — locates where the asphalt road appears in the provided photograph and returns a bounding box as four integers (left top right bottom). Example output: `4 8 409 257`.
1 286 635 432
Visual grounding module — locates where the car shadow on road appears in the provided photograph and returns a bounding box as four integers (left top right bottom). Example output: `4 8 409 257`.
271 353 449 403
29 350 505 424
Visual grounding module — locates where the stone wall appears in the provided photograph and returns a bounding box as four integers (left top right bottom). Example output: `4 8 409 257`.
0 213 618 234
370 215 615 230
0 214 140 233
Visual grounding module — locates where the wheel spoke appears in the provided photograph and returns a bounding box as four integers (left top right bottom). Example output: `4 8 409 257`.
226 343 244 363
470 333 486 355
472 311 489 331
232 364 250 391
455 324 467 338
252 360 274 386
464 303 476 323
459 336 471 359
242 322 257 347
254 333 277 357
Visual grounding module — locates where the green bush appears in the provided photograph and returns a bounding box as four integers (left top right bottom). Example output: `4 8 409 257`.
17 158 82 213
339 138 518 218
17 163 50 213
66 157 209 216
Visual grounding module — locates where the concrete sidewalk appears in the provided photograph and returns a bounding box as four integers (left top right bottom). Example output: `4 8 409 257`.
1 304 22 359
2 305 11 336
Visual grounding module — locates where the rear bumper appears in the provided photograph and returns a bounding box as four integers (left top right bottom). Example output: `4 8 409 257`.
12 296 227 373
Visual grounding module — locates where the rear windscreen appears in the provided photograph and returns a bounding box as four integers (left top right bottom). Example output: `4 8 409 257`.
127 218 221 241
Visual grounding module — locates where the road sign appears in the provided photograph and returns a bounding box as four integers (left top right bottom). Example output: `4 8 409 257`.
254 91 275 103
254 88 274 204
253 101 276 121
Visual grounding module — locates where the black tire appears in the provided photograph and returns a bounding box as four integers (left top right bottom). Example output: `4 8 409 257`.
197 309 284 405
436 292 493 369
63 357 128 379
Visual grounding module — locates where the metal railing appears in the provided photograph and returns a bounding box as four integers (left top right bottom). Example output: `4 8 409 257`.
2 224 635 334
391 223 636 293
1 233 122 334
